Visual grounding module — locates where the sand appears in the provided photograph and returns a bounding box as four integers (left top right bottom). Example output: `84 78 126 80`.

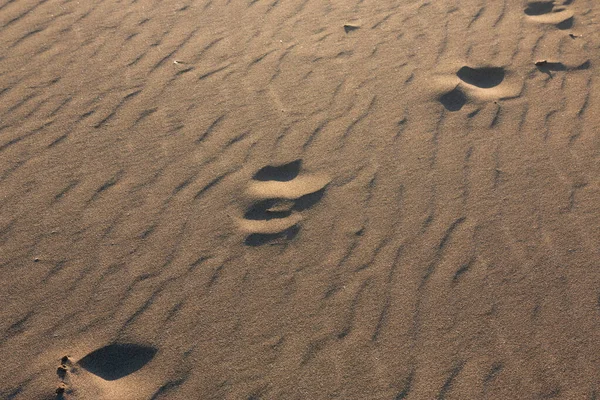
1 0 599 398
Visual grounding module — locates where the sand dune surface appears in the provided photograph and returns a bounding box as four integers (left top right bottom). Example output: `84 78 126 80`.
1 0 600 398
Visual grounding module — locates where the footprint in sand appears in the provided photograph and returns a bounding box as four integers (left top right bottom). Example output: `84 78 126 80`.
54 344 157 399
439 87 468 112
456 66 505 89
439 66 515 112
77 343 157 381
239 159 329 246
55 356 72 399
524 1 574 29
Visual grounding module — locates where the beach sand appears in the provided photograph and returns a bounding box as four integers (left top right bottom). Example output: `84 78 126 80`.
1 0 599 398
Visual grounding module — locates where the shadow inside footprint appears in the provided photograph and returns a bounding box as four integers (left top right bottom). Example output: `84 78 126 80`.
556 16 574 29
440 88 467 112
245 225 300 246
245 199 293 220
293 187 326 212
524 2 574 29
524 1 555 15
78 343 157 381
457 66 505 88
253 160 302 182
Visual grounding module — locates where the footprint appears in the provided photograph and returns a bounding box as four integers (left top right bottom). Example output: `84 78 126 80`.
245 225 300 247
524 1 574 29
438 65 519 112
51 344 158 399
55 355 72 399
239 214 303 235
456 66 505 89
245 174 330 200
77 343 157 381
293 187 327 212
239 160 329 246
242 189 325 219
253 159 301 181
244 199 295 220
439 87 468 112
524 1 556 15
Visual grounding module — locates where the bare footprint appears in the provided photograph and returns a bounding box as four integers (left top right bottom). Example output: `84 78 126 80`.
438 65 520 111
252 159 301 181
238 160 329 246
456 66 505 89
55 356 72 399
245 225 300 246
245 174 330 200
439 87 468 112
524 1 556 16
524 1 574 29
77 343 157 381
54 343 157 399
239 213 303 236
244 199 295 221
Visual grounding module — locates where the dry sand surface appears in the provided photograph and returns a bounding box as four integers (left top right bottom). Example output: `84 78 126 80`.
1 0 600 398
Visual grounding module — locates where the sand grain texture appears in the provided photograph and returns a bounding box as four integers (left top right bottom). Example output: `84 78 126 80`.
1 0 600 398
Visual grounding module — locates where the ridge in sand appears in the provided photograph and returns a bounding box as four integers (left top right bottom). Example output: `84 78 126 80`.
0 0 599 398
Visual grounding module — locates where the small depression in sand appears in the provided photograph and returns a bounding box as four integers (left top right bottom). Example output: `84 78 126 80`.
77 343 157 381
524 1 574 29
438 65 521 111
252 159 302 181
439 87 468 112
524 1 556 16
239 160 329 246
456 66 505 89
